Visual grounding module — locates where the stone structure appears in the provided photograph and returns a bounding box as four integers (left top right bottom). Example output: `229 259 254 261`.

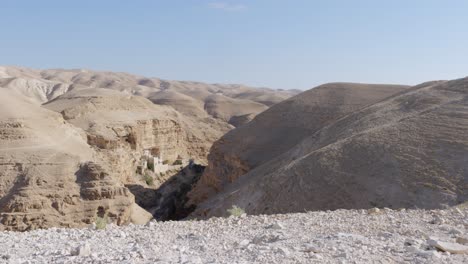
141 148 170 175
152 156 169 174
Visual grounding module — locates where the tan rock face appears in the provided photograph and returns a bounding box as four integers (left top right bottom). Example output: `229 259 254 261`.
0 90 151 231
43 89 227 186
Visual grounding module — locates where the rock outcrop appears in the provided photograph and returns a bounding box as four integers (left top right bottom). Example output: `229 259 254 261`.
0 90 151 231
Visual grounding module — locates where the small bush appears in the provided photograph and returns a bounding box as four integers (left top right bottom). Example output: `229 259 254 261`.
163 160 169 165
144 174 154 186
95 215 108 230
173 160 183 165
147 162 154 171
456 201 468 209
227 205 245 217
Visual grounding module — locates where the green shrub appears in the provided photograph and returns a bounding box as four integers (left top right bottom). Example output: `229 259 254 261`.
163 160 169 165
95 215 108 230
147 162 154 171
173 160 183 165
144 174 154 186
227 205 245 217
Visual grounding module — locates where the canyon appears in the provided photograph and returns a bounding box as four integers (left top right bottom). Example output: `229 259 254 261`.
0 66 298 231
1 66 467 237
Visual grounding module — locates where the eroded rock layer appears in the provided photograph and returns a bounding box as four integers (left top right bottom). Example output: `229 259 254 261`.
0 90 151 231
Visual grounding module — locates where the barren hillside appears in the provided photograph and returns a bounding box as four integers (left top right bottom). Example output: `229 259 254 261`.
189 83 410 205
190 79 468 217
0 66 298 127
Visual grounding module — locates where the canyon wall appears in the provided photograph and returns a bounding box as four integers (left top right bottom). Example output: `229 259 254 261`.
0 90 151 231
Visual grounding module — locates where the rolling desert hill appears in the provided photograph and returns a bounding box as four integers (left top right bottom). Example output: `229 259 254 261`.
190 79 468 218
203 94 269 125
0 66 298 127
148 90 208 117
189 83 410 204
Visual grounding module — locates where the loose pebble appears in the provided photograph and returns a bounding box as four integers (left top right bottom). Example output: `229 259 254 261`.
0 208 467 263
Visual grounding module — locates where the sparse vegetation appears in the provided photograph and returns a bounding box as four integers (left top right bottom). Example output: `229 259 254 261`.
147 162 154 171
144 174 154 186
163 160 169 165
455 201 468 209
95 214 108 230
173 160 183 165
227 205 245 217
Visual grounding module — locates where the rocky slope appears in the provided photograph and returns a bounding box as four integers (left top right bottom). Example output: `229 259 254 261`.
189 83 410 205
0 207 467 263
0 90 151 231
190 79 468 217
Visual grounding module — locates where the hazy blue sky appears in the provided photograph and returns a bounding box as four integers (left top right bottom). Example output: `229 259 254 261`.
1 0 467 90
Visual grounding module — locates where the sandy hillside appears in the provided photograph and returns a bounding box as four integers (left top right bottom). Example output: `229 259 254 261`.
189 83 410 205
190 79 468 217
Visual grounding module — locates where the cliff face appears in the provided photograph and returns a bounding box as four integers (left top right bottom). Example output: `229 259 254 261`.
0 90 151 231
43 89 229 182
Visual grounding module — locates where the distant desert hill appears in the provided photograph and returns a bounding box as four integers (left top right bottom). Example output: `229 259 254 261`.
190 79 468 217
203 94 269 125
148 90 208 117
0 66 298 127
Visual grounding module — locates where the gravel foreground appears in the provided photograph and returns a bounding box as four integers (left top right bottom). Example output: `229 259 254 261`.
1 208 467 264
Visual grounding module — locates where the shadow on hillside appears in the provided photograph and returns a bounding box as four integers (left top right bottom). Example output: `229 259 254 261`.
126 164 204 221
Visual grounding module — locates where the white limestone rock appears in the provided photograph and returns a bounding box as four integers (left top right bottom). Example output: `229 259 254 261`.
428 239 468 254
71 243 91 257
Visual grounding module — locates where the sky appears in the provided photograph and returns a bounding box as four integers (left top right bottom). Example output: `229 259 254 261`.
1 0 468 90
